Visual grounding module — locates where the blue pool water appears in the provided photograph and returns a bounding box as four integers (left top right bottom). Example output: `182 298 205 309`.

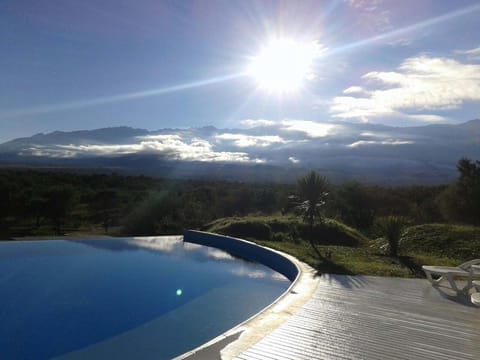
0 237 290 360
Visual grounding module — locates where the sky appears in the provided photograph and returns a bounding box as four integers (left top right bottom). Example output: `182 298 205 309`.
1 0 480 143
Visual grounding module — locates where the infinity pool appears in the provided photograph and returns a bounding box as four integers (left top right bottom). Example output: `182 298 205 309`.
0 237 290 360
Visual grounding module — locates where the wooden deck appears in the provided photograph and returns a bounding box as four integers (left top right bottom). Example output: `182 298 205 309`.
234 275 480 360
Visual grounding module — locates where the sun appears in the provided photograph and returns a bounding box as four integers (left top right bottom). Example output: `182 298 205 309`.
247 38 321 94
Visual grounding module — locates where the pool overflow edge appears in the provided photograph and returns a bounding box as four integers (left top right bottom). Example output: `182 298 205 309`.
183 230 299 282
177 230 303 360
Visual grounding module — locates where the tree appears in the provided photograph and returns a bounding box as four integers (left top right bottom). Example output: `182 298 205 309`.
294 171 329 259
0 179 13 239
90 189 120 233
456 158 480 225
335 182 376 230
438 158 480 225
45 185 76 235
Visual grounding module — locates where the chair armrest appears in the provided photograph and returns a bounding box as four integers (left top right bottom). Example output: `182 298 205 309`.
459 259 480 270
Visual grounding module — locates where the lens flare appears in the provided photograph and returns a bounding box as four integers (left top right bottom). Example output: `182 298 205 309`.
247 38 323 94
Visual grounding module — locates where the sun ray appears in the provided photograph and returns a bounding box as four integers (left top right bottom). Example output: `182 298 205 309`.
0 72 246 119
327 3 480 56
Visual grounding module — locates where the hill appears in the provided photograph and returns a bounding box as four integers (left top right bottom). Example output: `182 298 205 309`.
205 215 480 277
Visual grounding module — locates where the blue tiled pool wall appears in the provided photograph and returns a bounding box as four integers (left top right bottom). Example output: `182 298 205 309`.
184 230 299 282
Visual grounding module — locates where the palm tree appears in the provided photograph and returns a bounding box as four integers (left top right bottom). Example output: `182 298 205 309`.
379 216 406 257
295 171 329 259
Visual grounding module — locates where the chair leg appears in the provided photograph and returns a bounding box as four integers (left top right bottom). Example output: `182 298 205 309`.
445 274 460 293
425 271 442 286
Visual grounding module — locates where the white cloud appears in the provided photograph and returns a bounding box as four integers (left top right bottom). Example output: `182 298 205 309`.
240 119 276 128
348 139 414 147
345 0 391 33
330 96 395 120
280 120 335 137
343 86 366 95
20 146 78 158
331 55 480 121
455 46 480 60
237 118 336 138
27 135 264 163
407 114 446 123
136 134 182 141
360 132 386 138
215 133 287 147
288 156 300 164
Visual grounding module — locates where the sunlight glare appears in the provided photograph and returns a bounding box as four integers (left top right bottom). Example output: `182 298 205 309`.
247 38 322 94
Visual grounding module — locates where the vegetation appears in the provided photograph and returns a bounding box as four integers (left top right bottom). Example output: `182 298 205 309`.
401 223 480 259
293 171 329 258
438 158 480 225
0 157 479 278
205 215 478 277
377 216 406 257
206 215 367 246
0 170 291 238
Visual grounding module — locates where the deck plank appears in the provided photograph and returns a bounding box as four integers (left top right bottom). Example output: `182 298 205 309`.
234 275 480 360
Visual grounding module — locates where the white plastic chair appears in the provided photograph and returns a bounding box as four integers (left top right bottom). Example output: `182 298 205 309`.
471 281 480 306
422 259 480 294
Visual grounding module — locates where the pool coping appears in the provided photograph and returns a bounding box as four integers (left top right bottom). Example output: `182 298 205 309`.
177 230 319 360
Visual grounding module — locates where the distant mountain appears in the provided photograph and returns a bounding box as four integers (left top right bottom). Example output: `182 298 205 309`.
0 127 149 153
1 120 479 184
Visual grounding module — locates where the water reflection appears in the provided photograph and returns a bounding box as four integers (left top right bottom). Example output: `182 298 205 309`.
70 237 287 282
72 237 235 262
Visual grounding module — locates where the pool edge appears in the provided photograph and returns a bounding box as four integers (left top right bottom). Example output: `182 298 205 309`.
177 230 319 360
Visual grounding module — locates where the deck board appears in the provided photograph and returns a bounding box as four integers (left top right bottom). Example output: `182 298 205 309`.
234 275 480 360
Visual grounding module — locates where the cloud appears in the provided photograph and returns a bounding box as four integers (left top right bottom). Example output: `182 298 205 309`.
345 0 391 33
237 118 337 139
330 97 395 120
455 46 480 60
407 114 446 123
288 156 300 164
280 120 335 137
343 86 366 95
348 139 414 147
215 133 287 147
20 147 78 158
27 134 264 163
136 134 183 141
240 119 276 128
331 55 480 121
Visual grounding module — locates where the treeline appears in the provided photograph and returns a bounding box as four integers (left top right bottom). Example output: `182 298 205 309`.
0 170 290 238
0 158 478 239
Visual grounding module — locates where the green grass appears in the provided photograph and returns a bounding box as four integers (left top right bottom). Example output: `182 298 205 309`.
205 214 369 246
401 224 480 259
204 215 480 278
256 240 412 277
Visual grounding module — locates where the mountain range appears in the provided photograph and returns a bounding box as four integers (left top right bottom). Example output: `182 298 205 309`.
1 119 479 184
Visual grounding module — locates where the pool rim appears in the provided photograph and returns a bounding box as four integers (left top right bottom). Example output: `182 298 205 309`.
176 230 304 360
